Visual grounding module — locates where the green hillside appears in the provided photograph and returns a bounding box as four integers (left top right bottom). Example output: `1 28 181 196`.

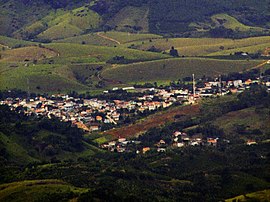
0 180 88 202
0 46 57 62
56 31 162 46
45 43 169 62
35 6 102 41
226 189 270 202
211 14 265 32
0 35 36 48
98 31 162 44
56 33 118 46
208 42 270 56
0 105 101 164
0 132 37 164
0 0 51 36
106 6 150 32
0 63 89 93
102 58 260 84
213 107 270 140
127 36 270 56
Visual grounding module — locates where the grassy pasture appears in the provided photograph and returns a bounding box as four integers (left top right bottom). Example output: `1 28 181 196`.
37 23 83 41
98 31 162 44
126 36 270 56
0 63 88 93
0 46 57 62
208 42 270 56
56 33 118 46
45 43 169 62
0 35 35 48
102 58 260 84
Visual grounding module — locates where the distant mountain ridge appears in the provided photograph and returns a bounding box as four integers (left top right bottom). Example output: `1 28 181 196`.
1 0 270 39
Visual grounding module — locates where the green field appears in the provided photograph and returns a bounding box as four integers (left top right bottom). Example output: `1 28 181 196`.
0 63 88 93
102 58 260 84
45 43 169 62
56 33 118 46
0 46 57 62
99 31 162 44
0 180 88 202
125 35 270 56
226 189 270 202
0 35 36 48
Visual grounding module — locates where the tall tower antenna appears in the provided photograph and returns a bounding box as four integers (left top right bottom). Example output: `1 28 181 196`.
27 78 30 100
192 74 195 98
219 74 222 95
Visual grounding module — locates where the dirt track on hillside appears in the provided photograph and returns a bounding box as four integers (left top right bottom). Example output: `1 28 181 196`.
96 32 121 45
103 104 200 138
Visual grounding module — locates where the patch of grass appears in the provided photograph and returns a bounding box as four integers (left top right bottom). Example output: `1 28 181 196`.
91 134 114 145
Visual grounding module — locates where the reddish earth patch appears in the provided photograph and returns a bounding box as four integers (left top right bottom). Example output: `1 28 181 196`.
104 104 200 138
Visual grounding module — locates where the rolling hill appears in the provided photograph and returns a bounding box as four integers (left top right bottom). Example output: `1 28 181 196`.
18 6 102 41
0 46 57 62
106 6 150 32
125 36 270 56
102 58 261 84
1 0 270 39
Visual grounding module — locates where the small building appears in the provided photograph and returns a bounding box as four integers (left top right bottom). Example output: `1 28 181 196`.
207 138 218 146
246 140 257 146
142 147 150 154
